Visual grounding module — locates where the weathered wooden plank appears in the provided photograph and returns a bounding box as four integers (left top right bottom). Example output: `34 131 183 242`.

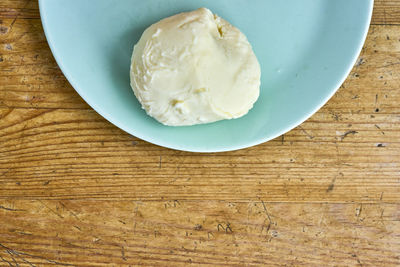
372 0 400 25
0 200 398 266
0 0 39 20
0 106 399 202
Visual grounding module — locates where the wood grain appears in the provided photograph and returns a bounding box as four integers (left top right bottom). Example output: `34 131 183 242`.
0 0 39 20
372 0 400 25
0 200 399 266
1 104 400 203
1 1 400 266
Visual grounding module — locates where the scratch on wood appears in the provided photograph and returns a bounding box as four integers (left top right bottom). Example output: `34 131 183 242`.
15 231 32 236
382 62 400 68
173 200 180 207
326 176 337 192
375 125 385 135
168 178 177 184
59 202 80 221
8 0 32 34
352 253 363 266
298 126 314 139
355 204 363 217
0 242 73 266
260 200 272 224
207 232 214 240
225 223 233 233
5 246 36 267
329 110 342 121
340 131 358 141
38 200 64 219
355 57 365 67
121 246 127 261
5 250 18 267
259 198 273 234
92 236 101 243
0 205 24 212
0 255 13 267
15 255 35 267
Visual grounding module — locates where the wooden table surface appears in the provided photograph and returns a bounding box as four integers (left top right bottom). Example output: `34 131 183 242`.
1 0 400 266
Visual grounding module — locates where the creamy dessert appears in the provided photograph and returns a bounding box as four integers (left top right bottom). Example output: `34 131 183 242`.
130 8 261 126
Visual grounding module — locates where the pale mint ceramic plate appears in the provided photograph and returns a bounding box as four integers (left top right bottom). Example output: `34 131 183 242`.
39 0 373 152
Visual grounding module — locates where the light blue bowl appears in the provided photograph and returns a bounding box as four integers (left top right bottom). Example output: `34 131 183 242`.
39 0 373 152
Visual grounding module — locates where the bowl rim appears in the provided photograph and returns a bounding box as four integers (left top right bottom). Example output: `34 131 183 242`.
39 0 374 153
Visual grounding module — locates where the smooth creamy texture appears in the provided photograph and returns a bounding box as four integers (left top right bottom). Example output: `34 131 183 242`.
130 8 261 126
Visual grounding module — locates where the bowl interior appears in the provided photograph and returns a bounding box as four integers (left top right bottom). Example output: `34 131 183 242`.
40 0 373 152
